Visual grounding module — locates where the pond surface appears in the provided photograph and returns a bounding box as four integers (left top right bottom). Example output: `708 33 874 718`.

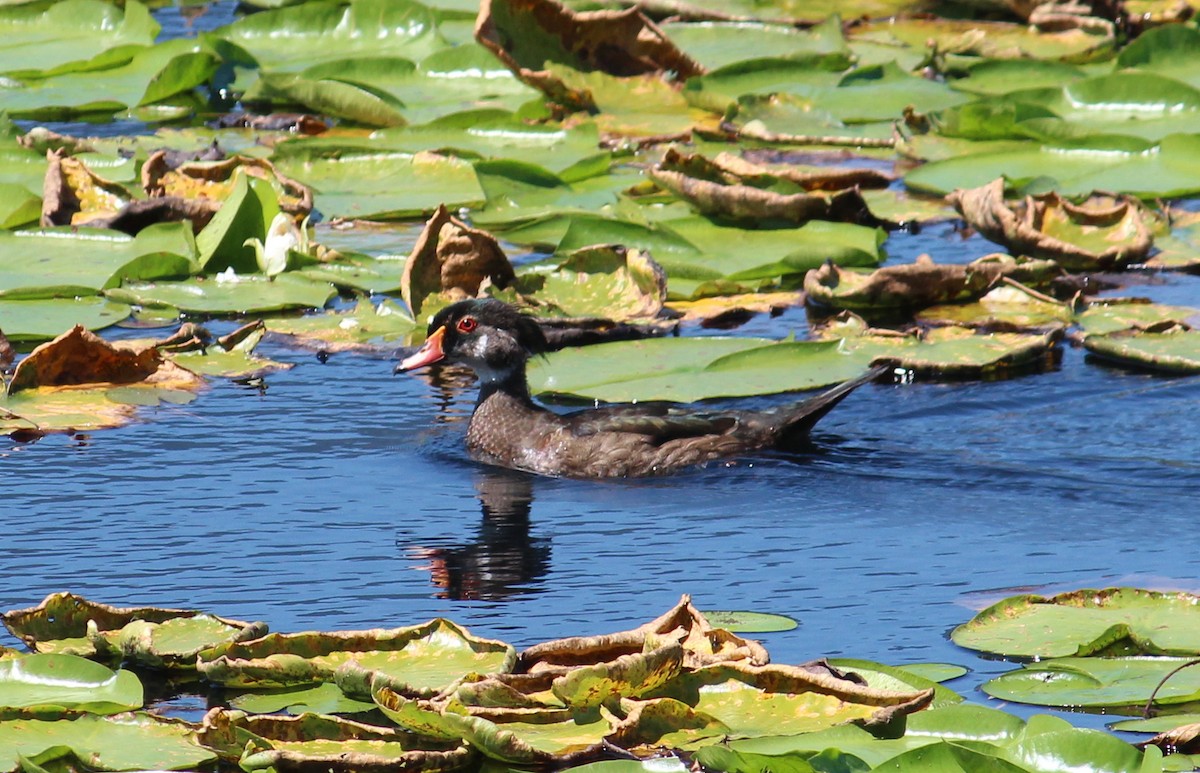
4 219 1199 732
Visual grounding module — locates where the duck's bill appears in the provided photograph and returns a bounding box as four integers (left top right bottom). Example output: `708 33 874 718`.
395 326 446 372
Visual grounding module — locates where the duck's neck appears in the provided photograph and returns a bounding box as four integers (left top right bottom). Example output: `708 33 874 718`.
475 364 536 408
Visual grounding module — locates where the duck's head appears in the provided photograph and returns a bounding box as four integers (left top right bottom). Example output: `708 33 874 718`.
395 299 548 384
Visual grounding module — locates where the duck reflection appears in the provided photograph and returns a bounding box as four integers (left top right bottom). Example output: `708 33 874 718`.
407 468 551 601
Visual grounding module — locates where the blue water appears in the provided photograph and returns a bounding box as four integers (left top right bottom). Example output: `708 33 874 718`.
4 0 1200 738
5 221 1199 733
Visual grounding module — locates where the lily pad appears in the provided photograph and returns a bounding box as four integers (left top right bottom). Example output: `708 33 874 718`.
0 654 142 714
265 298 419 352
1083 329 1200 374
0 224 195 300
107 273 336 315
700 611 798 634
0 0 157 78
804 254 1061 313
198 708 474 772
475 0 701 112
502 245 667 321
0 712 214 771
982 656 1200 710
228 682 378 716
197 618 516 691
529 337 873 403
644 661 934 738
0 297 131 342
1 591 266 668
917 284 1073 332
948 179 1153 271
1077 301 1200 336
952 587 1200 659
273 151 484 221
402 204 516 318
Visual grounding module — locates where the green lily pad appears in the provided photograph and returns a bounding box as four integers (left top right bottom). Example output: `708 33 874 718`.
850 17 1112 62
529 337 873 403
665 18 849 71
700 611 798 634
0 712 214 771
827 658 963 709
0 224 195 300
0 654 142 714
216 0 449 73
2 592 267 669
0 297 131 342
166 325 294 379
1111 713 1200 733
1 38 219 120
953 588 1200 659
265 298 418 351
293 253 408 294
0 0 157 78
197 618 516 691
501 246 666 321
229 682 378 716
982 656 1200 710
274 151 484 221
1083 329 1200 373
896 663 969 684
244 71 408 128
1077 301 1200 336
195 170 282 274
107 273 336 315
0 182 41 230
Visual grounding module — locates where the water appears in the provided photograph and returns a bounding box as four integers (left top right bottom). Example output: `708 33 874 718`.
4 0 1200 737
4 225 1199 732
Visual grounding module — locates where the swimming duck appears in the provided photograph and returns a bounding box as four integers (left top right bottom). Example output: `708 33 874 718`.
397 299 886 478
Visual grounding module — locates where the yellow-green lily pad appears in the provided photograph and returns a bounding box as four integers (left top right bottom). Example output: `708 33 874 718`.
1 592 266 669
0 711 214 771
0 653 142 714
197 618 516 691
1083 328 1200 373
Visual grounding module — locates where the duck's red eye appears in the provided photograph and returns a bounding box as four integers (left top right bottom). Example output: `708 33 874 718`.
456 316 478 334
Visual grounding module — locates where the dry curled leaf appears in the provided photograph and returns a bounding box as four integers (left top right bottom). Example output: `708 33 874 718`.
141 151 313 218
402 204 516 318
41 149 132 227
475 0 703 111
948 178 1153 271
804 253 1063 312
7 325 163 395
650 148 879 225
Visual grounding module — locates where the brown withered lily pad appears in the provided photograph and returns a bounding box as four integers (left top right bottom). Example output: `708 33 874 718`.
948 178 1153 271
707 151 894 192
198 708 475 773
518 595 769 675
475 0 703 111
649 148 878 226
141 151 313 219
1139 721 1200 755
8 325 166 395
402 204 517 319
41 150 132 228
805 254 1063 314
1 592 266 669
197 618 516 692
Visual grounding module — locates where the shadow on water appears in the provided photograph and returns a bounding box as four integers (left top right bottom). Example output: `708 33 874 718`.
402 467 551 601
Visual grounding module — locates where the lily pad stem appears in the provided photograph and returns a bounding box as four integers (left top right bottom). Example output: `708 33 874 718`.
1142 658 1200 718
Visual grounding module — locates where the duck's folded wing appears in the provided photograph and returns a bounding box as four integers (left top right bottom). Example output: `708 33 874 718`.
569 409 738 444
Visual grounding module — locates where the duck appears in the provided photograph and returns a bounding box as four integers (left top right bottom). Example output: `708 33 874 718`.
397 299 887 478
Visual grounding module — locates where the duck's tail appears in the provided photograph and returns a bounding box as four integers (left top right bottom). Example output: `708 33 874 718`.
775 363 891 446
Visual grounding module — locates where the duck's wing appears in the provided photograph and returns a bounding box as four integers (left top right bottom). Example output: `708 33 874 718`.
567 405 738 444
